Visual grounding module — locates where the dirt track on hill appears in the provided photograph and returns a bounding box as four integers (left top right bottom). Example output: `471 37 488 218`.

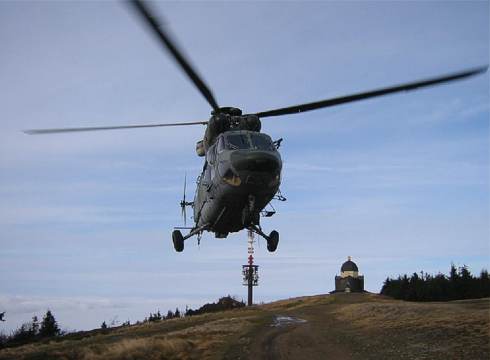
225 293 490 360
225 293 368 360
1 293 489 360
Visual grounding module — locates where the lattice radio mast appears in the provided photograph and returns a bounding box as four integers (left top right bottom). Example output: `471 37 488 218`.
242 230 259 306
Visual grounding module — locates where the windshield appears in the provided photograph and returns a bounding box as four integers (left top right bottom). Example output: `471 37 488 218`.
225 133 274 151
226 134 251 150
250 134 273 150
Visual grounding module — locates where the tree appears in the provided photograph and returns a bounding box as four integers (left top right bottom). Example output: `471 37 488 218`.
30 316 39 337
479 269 490 297
39 310 60 337
459 265 472 299
11 323 32 343
0 332 8 348
449 263 459 299
380 264 489 302
148 311 162 322
101 321 108 329
184 296 245 317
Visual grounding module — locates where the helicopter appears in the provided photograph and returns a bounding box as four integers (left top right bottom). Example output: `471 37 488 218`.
25 0 487 253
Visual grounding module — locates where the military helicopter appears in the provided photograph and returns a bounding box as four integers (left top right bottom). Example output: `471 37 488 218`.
25 0 487 253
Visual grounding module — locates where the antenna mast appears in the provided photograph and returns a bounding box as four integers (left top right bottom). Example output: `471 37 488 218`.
242 230 259 306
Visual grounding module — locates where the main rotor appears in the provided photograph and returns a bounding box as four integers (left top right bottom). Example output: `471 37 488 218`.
23 0 487 136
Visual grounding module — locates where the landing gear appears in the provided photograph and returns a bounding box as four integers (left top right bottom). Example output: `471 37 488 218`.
248 224 280 252
172 230 184 252
172 224 209 252
267 230 279 252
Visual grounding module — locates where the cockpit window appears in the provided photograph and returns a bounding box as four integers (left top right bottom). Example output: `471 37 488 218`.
251 134 273 150
226 134 251 150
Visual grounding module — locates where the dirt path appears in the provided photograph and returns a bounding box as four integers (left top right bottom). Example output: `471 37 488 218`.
234 293 490 360
251 320 352 360
241 294 365 360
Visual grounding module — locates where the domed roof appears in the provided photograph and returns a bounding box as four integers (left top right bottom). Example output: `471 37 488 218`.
341 256 358 272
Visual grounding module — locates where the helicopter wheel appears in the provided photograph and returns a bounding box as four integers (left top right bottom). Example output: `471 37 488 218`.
172 230 184 252
267 230 279 252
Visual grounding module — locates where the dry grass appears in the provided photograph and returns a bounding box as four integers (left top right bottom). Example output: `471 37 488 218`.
333 297 490 358
2 295 489 360
333 297 489 332
65 337 195 360
260 293 334 311
0 311 260 360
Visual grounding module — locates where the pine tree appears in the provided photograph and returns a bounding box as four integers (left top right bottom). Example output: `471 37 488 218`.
380 264 490 301
459 265 472 299
11 323 32 343
101 321 108 329
166 310 174 319
30 316 39 337
39 310 60 337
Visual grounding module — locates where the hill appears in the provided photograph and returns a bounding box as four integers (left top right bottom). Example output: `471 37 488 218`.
0 293 488 359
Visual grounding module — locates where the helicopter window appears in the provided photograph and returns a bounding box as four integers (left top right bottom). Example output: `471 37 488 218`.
251 134 273 150
217 136 225 153
226 134 251 150
207 144 216 164
203 162 211 185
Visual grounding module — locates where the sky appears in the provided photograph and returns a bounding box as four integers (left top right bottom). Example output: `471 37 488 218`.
0 1 488 333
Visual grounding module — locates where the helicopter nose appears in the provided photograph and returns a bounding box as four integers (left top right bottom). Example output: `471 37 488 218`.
230 151 281 173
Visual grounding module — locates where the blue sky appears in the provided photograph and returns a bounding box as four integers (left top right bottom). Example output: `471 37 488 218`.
0 1 488 332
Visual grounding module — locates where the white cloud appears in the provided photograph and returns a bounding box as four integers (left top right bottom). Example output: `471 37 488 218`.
0 205 170 226
0 295 203 333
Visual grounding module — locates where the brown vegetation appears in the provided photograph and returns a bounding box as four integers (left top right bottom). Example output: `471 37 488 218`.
1 293 488 360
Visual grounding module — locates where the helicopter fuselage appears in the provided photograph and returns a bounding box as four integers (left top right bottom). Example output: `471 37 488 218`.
192 129 281 237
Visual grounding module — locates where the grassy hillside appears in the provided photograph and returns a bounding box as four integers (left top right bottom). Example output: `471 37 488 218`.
1 293 488 360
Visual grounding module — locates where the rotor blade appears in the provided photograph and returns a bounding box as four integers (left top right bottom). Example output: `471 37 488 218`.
253 66 488 118
184 206 187 226
181 173 187 226
23 121 208 135
183 173 187 203
128 0 219 111
181 203 186 227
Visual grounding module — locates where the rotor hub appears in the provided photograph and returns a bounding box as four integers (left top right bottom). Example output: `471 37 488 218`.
212 107 242 116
